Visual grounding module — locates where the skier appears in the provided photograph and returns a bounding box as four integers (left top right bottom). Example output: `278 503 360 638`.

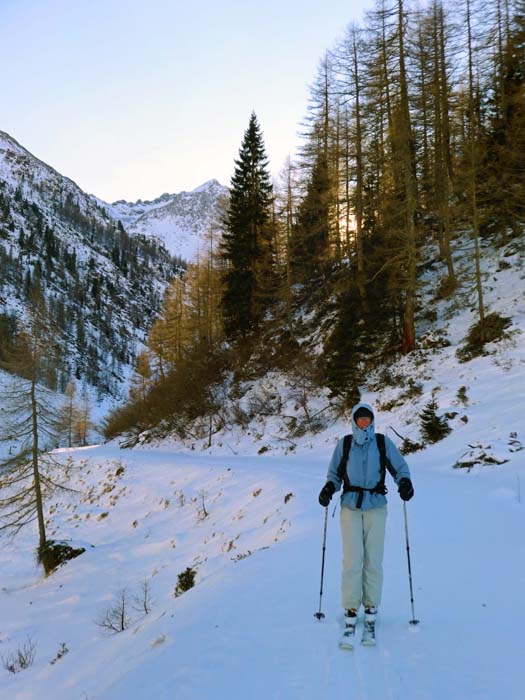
318 402 414 648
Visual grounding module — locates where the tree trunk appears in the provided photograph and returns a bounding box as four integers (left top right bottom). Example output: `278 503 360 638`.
398 0 418 352
433 0 455 286
334 109 341 262
352 31 368 314
466 0 486 340
30 376 47 552
285 160 294 336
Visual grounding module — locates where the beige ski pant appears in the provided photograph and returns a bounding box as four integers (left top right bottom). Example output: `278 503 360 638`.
340 505 387 611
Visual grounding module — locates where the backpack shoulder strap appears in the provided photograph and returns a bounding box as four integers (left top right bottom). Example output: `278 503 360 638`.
336 434 352 487
376 433 398 482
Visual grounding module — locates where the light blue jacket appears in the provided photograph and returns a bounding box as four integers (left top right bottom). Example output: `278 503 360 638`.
326 402 412 511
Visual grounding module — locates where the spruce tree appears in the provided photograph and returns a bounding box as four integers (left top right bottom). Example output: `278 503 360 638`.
420 399 451 443
221 112 275 338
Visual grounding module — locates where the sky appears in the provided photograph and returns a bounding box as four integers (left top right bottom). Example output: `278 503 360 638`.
1 0 372 203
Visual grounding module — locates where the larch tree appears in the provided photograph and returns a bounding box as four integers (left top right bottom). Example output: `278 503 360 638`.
290 53 338 284
465 0 487 341
290 141 333 282
74 388 92 447
0 308 74 575
431 0 456 288
395 0 420 353
333 23 369 311
58 379 80 448
484 0 525 235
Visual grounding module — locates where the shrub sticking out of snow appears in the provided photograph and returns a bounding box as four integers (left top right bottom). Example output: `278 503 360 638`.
400 437 425 455
456 312 512 362
96 589 131 634
174 567 197 597
1 636 37 674
49 642 69 666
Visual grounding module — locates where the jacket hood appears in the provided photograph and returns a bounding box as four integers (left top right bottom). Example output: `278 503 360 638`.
351 401 375 445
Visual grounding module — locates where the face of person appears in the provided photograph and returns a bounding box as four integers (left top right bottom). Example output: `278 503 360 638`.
355 416 372 429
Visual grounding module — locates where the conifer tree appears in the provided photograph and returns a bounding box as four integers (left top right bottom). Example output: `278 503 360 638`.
58 380 80 448
464 0 487 342
290 146 332 282
484 2 525 236
74 389 92 447
221 112 275 337
130 352 152 404
0 307 68 574
291 54 337 284
419 399 451 443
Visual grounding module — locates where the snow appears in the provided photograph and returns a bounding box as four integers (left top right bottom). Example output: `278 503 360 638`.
1 331 524 698
98 179 228 260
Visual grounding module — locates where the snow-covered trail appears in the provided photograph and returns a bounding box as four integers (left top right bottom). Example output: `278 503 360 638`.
134 452 524 700
1 441 524 700
101 450 524 700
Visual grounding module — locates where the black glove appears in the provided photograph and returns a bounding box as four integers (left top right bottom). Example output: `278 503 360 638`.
398 477 414 501
318 481 336 507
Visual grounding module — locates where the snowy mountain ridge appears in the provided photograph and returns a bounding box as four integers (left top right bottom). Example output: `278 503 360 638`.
0 131 227 262
96 179 228 260
0 131 83 196
0 233 524 699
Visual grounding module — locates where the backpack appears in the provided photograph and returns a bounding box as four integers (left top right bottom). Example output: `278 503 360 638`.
336 433 398 509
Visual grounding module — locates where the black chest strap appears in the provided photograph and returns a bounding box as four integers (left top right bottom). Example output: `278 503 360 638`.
336 433 398 509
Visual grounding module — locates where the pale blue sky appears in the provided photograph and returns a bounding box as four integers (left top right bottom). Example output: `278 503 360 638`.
2 0 371 202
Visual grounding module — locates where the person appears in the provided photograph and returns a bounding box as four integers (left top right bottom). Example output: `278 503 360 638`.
318 402 414 648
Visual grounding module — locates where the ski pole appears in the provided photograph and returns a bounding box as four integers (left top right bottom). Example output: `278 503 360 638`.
403 502 420 625
314 507 329 620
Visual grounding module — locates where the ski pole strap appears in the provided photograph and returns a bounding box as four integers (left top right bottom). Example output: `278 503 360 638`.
337 433 398 509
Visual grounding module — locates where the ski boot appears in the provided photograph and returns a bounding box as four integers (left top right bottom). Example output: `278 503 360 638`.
339 609 358 650
361 606 377 646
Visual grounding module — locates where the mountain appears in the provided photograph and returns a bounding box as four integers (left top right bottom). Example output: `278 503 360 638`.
0 130 178 398
98 179 229 261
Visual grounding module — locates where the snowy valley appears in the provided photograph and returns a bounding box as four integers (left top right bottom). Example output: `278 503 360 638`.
1 234 524 699
0 131 225 406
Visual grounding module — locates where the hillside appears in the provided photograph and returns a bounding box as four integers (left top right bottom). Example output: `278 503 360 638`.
0 130 180 399
124 232 524 458
0 238 524 699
